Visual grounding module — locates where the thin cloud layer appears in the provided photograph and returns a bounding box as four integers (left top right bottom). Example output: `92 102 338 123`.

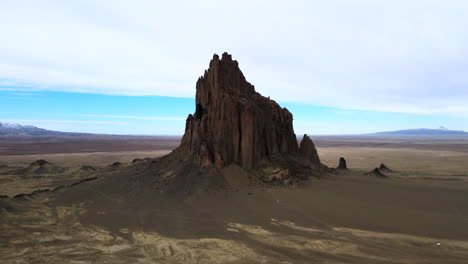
1 0 468 116
79 114 185 121
0 119 127 125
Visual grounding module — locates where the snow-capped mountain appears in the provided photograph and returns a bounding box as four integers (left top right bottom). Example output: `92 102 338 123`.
0 123 60 136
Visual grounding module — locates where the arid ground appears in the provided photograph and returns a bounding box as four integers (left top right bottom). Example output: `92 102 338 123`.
1 135 468 263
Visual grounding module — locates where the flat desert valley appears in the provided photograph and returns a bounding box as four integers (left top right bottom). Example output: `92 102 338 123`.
1 135 468 263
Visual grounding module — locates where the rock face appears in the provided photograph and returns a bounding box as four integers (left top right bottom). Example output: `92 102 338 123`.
337 157 348 170
177 52 307 169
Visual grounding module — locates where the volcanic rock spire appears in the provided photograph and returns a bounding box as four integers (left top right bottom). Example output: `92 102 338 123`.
177 52 318 170
337 157 348 170
299 134 321 165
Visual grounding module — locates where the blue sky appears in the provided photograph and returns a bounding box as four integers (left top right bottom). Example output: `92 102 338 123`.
1 0 468 135
0 90 464 135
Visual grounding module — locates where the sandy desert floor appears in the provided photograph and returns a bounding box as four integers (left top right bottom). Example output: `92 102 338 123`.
1 136 468 263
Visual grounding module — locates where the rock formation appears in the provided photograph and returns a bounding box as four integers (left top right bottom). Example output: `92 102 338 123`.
150 52 329 188
177 52 297 169
365 168 388 178
72 166 97 176
379 163 392 172
337 157 348 170
175 52 320 171
299 134 321 167
15 160 65 175
108 162 122 168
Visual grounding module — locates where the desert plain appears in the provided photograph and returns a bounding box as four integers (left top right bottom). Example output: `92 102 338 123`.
1 135 467 264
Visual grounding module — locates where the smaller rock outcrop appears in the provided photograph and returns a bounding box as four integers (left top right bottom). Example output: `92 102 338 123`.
132 158 151 164
299 134 321 166
337 157 348 170
15 160 66 175
72 165 97 177
379 163 392 172
365 168 388 178
32 160 48 166
108 162 123 168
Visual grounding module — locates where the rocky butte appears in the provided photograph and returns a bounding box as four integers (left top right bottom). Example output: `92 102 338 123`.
163 52 329 186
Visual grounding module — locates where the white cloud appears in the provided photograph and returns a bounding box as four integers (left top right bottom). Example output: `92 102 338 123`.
0 119 127 125
1 0 468 116
79 114 185 121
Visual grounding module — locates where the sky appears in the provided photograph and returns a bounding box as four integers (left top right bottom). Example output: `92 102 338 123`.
1 0 468 135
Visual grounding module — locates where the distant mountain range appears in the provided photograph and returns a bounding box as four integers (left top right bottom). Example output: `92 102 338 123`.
0 123 162 138
0 123 64 136
374 128 468 136
2 122 468 137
